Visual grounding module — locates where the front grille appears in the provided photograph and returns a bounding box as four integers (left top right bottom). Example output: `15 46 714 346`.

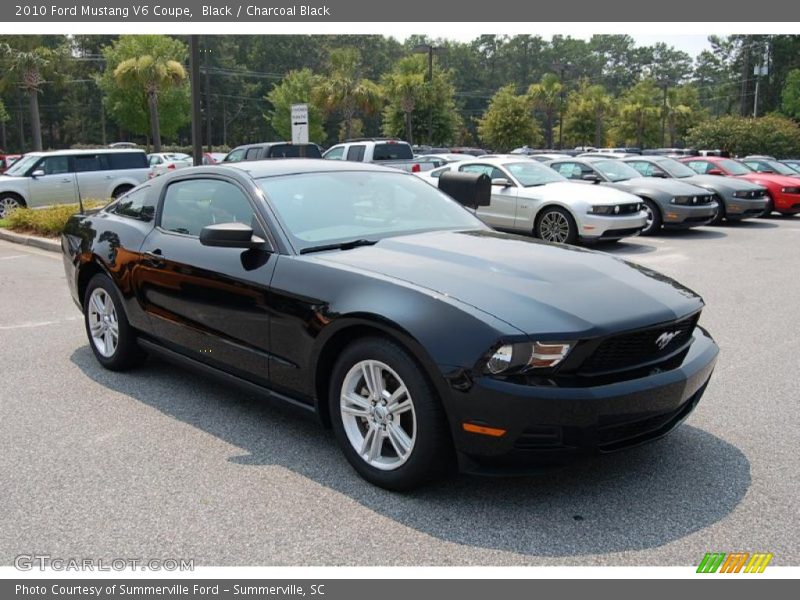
579 313 699 374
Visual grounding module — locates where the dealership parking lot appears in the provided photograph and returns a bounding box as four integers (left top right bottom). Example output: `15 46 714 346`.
1 217 799 566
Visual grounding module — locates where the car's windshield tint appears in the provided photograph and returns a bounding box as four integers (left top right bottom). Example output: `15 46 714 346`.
655 157 698 178
592 160 642 182
3 154 40 176
258 171 485 250
717 159 752 175
502 162 564 186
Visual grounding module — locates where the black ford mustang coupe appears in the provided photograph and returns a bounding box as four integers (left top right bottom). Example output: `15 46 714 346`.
62 159 718 490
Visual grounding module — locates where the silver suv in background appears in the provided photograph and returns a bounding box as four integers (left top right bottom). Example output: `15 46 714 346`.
0 149 149 218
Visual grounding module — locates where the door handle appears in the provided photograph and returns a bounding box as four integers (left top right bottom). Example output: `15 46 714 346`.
142 249 166 268
61 178 72 183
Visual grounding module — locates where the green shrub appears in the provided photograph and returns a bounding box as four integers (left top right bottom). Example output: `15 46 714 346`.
686 114 800 157
5 200 108 237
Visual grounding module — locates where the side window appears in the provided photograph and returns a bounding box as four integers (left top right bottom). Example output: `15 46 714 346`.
244 147 262 161
553 162 581 179
149 155 163 166
224 149 245 163
627 161 650 176
74 154 106 173
160 179 256 237
687 161 709 174
109 152 147 169
346 145 366 162
459 163 493 177
429 167 449 179
112 186 154 221
38 156 71 175
323 146 345 160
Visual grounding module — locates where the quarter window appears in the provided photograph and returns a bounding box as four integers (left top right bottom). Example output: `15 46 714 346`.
686 161 710 174
160 179 256 237
459 163 506 180
112 185 155 221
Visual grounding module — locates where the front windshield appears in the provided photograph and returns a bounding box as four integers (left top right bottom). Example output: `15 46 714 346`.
258 171 486 250
763 160 799 176
3 154 40 176
592 160 642 182
502 161 565 186
718 159 753 175
655 157 698 178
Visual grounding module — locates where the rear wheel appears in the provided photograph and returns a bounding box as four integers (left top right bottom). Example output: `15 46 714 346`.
535 207 578 244
83 273 146 371
0 194 24 219
758 194 774 218
329 337 452 490
111 185 134 199
640 199 662 235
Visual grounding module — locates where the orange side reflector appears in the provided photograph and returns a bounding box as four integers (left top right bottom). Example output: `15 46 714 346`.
462 422 507 437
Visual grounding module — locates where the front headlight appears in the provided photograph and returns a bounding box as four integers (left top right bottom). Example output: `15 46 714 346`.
485 341 574 374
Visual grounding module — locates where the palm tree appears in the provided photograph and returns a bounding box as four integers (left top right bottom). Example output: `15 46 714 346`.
616 80 660 148
113 37 187 152
528 73 563 149
382 58 426 144
1 44 61 151
585 84 613 147
315 48 381 141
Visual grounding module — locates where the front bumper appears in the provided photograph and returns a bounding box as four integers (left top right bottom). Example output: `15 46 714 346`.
578 211 647 240
723 195 768 219
774 193 800 214
662 202 718 228
440 327 718 474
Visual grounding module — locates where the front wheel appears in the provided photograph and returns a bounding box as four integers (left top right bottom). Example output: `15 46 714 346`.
83 273 146 370
535 207 578 244
758 194 774 218
0 194 24 219
709 199 726 225
329 337 453 490
640 199 662 235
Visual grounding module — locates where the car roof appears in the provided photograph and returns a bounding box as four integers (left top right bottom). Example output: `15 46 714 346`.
23 148 146 157
223 158 402 178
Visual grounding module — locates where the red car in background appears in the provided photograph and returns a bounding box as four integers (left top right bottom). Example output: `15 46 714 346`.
681 156 800 217
0 154 21 174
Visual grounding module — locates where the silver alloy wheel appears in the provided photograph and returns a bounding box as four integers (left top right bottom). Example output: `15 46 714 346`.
0 196 20 219
642 203 655 232
87 288 119 358
340 359 417 471
539 211 571 243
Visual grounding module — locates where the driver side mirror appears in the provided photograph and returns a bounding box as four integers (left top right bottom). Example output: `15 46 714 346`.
582 173 601 184
651 170 668 178
199 222 265 249
707 168 724 176
491 177 512 187
31 169 44 178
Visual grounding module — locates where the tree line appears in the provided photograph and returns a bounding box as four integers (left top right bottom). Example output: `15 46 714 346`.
2 33 800 156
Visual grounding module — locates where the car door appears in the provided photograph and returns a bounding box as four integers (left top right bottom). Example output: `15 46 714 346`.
137 175 277 386
457 163 518 229
27 155 78 208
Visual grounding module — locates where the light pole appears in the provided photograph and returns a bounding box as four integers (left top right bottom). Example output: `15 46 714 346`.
552 61 570 150
413 44 447 145
189 35 203 166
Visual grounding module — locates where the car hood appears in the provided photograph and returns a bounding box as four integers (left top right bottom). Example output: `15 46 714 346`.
309 229 703 337
682 174 764 191
611 177 709 195
530 181 641 204
739 173 800 187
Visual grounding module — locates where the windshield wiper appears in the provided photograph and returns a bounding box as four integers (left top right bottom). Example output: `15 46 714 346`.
299 239 378 255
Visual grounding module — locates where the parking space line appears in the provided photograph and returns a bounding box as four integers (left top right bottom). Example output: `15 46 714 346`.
0 317 79 330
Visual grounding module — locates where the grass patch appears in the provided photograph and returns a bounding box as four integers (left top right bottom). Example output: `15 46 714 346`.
0 218 8 228
5 200 108 237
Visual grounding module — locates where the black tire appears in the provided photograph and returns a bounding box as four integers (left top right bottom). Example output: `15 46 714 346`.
758 194 774 218
111 185 134 199
83 273 146 371
0 193 25 219
535 207 578 245
640 199 662 236
709 197 726 225
329 337 453 491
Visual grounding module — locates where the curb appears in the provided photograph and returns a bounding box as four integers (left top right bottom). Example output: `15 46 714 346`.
0 228 61 253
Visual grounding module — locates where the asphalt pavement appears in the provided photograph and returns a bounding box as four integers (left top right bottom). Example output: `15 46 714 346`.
0 217 798 566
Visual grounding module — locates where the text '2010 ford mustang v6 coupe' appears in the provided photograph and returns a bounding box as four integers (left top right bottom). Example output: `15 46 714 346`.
62 159 718 490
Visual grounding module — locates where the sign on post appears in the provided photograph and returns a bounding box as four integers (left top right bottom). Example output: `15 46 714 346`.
291 104 309 145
